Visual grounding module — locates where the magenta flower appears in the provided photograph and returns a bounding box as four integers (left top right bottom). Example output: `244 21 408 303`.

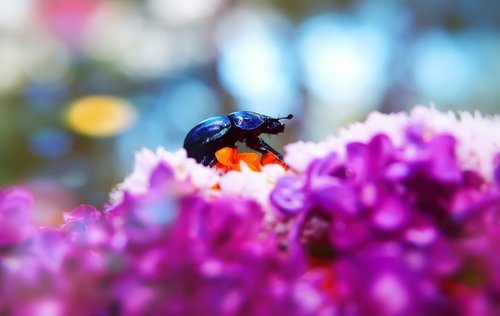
271 108 500 315
0 187 35 247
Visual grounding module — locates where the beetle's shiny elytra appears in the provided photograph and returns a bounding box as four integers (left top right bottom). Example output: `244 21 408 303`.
183 111 293 167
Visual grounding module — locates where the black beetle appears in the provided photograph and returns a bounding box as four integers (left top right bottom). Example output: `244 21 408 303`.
183 111 293 167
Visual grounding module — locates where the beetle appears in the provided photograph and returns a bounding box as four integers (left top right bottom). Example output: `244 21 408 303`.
183 111 293 167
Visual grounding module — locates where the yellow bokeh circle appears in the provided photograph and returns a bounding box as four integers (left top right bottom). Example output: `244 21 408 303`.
66 96 136 137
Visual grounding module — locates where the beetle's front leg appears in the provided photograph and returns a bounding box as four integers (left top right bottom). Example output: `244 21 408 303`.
245 136 283 160
208 157 218 167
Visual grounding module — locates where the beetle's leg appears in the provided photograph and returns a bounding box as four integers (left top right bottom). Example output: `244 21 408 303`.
199 153 218 167
199 156 208 166
199 155 214 167
208 156 218 167
200 156 218 167
245 136 283 160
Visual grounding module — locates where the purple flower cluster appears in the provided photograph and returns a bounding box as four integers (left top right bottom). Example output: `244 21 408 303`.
0 164 330 315
2 107 500 315
272 127 500 315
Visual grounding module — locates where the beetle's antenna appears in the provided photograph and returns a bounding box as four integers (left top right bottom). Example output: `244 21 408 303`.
278 114 293 120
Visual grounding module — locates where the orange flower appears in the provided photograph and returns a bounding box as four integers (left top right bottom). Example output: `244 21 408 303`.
214 147 261 172
213 147 288 172
261 152 288 170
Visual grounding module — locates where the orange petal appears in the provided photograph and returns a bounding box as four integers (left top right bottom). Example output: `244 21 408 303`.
211 183 221 190
228 161 241 172
261 152 288 170
238 152 261 172
215 147 238 166
213 162 231 172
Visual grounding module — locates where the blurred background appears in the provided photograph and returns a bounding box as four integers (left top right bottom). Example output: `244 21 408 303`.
1 0 499 224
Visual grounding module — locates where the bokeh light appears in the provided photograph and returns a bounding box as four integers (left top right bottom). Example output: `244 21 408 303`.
297 13 391 110
412 31 475 104
217 8 299 117
66 96 136 137
0 0 498 206
146 0 224 26
40 0 99 47
0 0 35 32
29 128 72 159
82 1 179 78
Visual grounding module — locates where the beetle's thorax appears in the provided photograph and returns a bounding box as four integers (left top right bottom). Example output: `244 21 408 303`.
261 118 285 134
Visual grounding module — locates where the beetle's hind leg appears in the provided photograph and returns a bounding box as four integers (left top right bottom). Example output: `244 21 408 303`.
200 154 218 167
245 136 283 160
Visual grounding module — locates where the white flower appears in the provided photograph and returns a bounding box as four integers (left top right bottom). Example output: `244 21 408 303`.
110 148 219 204
110 148 288 220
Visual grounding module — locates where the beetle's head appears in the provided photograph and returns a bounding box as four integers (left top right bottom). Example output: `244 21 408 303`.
263 114 293 134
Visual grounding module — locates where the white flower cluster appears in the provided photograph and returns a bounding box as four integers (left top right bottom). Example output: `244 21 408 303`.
109 148 218 204
110 148 287 218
